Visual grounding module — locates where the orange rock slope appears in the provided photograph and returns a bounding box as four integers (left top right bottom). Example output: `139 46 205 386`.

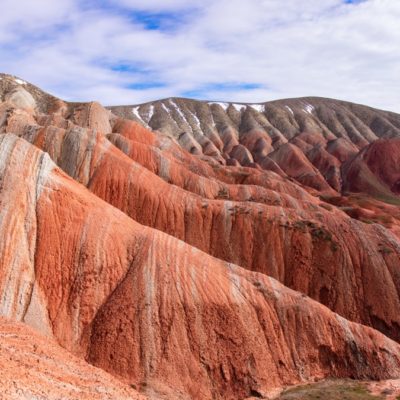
0 132 399 399
9 112 400 343
0 317 145 400
0 73 400 399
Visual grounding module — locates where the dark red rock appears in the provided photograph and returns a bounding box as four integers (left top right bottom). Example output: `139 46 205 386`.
343 138 400 197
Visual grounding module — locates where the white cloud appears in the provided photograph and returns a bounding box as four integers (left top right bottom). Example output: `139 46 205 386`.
0 0 76 40
0 0 399 112
112 0 204 11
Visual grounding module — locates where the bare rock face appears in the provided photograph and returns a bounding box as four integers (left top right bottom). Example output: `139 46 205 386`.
70 101 112 134
110 97 400 195
5 86 36 110
0 75 400 399
0 133 398 399
2 99 400 345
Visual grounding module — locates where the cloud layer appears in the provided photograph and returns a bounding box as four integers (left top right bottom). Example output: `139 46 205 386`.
1 0 399 111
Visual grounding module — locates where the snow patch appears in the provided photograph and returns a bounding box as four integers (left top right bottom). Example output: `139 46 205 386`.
209 102 228 110
170 100 187 122
231 103 245 112
161 103 170 114
189 110 202 130
132 106 141 120
303 103 314 114
14 78 27 85
285 105 294 115
208 102 264 113
250 104 265 113
132 106 149 128
148 105 154 121
169 100 194 133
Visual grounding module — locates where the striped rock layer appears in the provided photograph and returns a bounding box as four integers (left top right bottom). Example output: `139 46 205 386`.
0 73 399 399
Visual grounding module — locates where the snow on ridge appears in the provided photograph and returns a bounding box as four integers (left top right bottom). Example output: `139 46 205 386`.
250 104 265 113
169 100 203 134
132 106 141 119
189 110 202 130
14 78 26 85
208 102 228 110
148 105 154 122
132 106 146 126
285 105 294 116
303 103 314 114
170 99 186 121
231 103 245 112
169 100 194 132
161 102 170 114
208 102 265 113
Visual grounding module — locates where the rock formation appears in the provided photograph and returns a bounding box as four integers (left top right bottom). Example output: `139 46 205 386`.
111 97 400 196
0 73 400 399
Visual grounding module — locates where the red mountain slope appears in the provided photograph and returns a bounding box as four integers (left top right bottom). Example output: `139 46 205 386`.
0 73 400 398
0 133 399 398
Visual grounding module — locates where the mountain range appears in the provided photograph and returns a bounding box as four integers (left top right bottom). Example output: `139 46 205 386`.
0 72 399 399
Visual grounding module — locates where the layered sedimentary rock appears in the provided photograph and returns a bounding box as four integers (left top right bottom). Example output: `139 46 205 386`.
0 73 400 399
4 109 400 344
111 97 400 195
0 133 399 399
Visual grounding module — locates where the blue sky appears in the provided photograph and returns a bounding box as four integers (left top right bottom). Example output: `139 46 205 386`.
0 0 399 111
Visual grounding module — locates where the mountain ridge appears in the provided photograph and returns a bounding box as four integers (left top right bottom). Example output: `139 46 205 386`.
113 95 400 116
0 73 400 399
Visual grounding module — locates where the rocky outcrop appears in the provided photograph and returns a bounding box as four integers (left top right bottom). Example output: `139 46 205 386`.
0 133 399 399
0 75 400 399
1 102 400 344
110 97 400 194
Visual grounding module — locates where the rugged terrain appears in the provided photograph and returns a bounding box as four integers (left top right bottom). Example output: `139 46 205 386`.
0 73 400 399
111 97 400 196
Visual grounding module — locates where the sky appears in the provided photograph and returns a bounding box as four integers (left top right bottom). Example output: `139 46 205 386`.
0 0 399 111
